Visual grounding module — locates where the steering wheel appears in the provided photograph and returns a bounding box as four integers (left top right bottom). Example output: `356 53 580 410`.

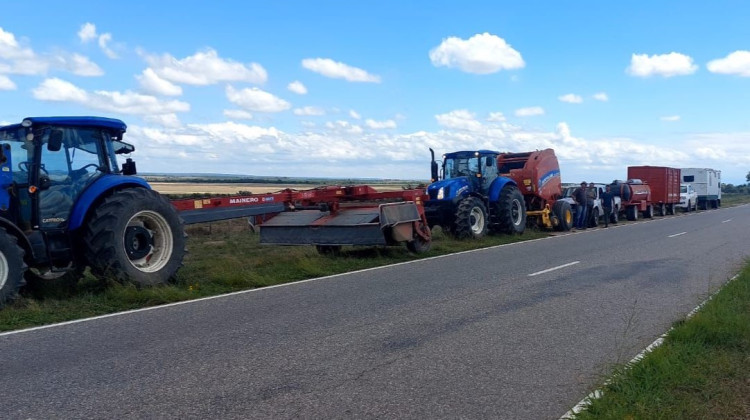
17 161 48 174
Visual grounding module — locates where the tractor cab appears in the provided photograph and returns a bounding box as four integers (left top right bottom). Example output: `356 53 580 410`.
0 117 135 232
427 150 500 201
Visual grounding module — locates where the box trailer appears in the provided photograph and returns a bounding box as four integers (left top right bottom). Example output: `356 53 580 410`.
627 166 681 216
681 168 721 209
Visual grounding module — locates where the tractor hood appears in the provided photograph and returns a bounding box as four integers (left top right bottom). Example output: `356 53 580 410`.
426 177 472 202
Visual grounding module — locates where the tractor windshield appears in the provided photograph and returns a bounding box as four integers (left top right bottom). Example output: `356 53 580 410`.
444 156 479 179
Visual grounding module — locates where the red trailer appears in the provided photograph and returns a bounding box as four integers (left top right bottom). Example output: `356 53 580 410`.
627 166 681 216
610 180 653 221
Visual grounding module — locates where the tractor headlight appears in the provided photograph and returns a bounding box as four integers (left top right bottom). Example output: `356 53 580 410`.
437 187 445 200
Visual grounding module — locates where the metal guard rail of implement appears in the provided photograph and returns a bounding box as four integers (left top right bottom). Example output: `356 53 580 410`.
169 185 432 247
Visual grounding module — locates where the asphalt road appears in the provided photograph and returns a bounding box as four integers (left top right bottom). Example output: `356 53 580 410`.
2 205 749 419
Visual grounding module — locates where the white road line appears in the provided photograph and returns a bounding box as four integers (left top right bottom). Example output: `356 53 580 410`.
559 273 741 419
668 232 687 238
722 219 732 223
528 261 580 277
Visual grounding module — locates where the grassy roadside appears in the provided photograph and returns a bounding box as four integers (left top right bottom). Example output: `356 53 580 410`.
0 225 548 332
571 262 750 419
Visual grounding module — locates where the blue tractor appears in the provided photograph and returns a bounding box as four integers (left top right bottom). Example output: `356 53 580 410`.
0 117 186 308
424 149 526 238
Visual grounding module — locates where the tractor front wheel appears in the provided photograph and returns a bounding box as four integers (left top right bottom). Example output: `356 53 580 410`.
453 197 488 239
0 228 26 308
84 189 186 286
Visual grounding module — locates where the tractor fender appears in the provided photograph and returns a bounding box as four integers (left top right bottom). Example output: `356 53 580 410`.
68 175 151 231
487 177 517 204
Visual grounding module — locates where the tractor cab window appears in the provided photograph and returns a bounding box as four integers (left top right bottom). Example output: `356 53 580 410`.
444 157 479 179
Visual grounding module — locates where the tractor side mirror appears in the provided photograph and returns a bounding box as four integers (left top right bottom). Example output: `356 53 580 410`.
121 158 137 175
47 130 63 152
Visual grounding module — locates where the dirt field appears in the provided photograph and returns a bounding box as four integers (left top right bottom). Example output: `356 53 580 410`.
150 182 416 195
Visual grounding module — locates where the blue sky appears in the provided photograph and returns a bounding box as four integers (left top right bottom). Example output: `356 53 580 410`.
2 1 750 184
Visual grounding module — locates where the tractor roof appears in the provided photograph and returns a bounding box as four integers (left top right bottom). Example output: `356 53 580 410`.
444 150 500 158
0 116 127 133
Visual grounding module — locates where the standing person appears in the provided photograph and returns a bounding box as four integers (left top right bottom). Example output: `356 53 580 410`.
574 182 588 230
601 184 614 228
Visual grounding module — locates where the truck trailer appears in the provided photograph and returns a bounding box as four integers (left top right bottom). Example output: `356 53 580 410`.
680 168 721 209
627 166 681 216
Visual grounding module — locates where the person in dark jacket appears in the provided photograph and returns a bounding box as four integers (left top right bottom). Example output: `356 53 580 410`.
574 182 587 229
600 184 614 228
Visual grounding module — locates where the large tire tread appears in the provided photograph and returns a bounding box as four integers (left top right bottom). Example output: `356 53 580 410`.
0 228 27 308
83 188 186 286
495 185 526 234
453 197 488 239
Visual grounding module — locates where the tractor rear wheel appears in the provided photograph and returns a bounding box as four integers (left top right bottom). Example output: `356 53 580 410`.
453 197 488 239
495 185 526 234
552 200 573 231
0 228 26 308
84 188 186 286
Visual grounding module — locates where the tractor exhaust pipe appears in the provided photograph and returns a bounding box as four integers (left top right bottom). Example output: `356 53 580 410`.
430 148 438 183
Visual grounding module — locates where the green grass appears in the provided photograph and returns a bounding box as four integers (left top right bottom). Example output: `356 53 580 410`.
572 263 750 420
0 222 548 332
720 192 750 207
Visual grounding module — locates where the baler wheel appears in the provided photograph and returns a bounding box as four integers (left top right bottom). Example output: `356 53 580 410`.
0 227 26 308
495 185 526 234
453 197 488 239
552 200 573 231
84 188 186 286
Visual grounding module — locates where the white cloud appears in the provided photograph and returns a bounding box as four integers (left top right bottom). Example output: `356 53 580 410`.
32 77 190 116
435 110 482 131
429 32 525 74
515 106 545 117
287 80 307 94
293 106 325 116
52 53 104 76
98 33 118 59
78 23 97 43
660 115 680 122
365 119 397 129
707 51 750 77
558 93 583 104
592 92 609 101
301 58 380 83
0 74 16 90
349 110 361 120
225 85 290 113
32 78 87 102
144 113 181 128
325 120 363 134
77 23 119 59
627 52 698 77
137 68 183 96
144 48 267 85
487 112 506 122
223 109 253 120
